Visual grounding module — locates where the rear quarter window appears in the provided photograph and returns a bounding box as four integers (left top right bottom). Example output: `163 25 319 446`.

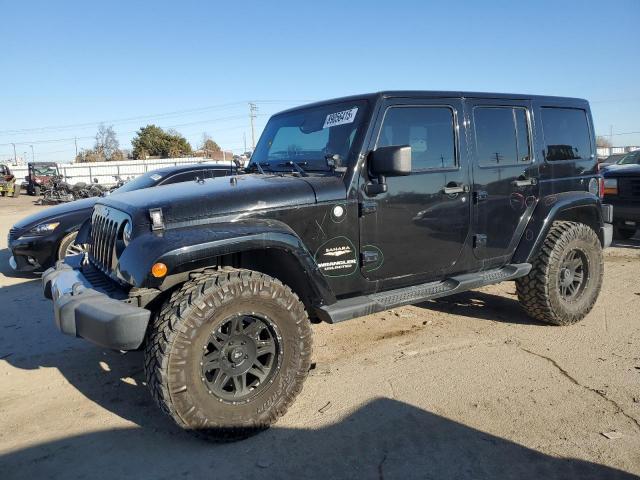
541 107 592 161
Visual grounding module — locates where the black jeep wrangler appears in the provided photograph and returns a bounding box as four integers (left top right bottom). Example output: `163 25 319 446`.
42 91 613 440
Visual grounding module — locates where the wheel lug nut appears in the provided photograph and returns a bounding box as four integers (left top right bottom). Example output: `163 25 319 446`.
244 354 249 359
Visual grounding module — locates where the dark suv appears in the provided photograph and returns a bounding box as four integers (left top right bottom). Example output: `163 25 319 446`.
42 91 612 440
603 162 640 239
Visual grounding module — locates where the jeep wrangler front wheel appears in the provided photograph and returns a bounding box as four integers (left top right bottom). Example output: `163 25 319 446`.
144 268 312 441
516 221 603 325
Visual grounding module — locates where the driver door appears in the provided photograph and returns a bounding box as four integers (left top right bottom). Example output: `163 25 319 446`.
359 98 471 284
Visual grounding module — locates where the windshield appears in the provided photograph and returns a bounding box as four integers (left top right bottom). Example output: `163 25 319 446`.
33 165 58 176
250 100 369 172
112 171 161 194
617 151 640 165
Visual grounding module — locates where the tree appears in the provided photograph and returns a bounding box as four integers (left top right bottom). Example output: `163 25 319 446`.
131 124 192 159
95 124 121 160
75 124 124 162
201 133 221 157
596 136 612 148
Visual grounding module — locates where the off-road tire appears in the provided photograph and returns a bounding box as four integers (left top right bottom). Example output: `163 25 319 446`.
144 268 312 441
614 225 636 241
516 221 603 325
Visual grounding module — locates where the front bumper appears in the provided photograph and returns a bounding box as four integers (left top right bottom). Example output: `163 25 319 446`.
8 234 58 272
42 259 150 350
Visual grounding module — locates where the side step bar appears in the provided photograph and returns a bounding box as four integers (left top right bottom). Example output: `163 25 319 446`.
316 263 531 324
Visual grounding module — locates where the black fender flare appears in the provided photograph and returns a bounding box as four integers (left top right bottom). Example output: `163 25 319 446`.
116 219 336 306
512 191 604 264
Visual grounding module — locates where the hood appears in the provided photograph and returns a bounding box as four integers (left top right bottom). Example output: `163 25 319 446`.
602 164 640 177
13 197 99 230
100 174 345 225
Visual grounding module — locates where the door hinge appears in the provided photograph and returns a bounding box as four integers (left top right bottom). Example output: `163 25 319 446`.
473 191 489 203
360 250 379 265
359 200 377 216
473 234 487 249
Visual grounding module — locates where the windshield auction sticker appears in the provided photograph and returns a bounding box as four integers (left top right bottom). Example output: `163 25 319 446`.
323 107 358 129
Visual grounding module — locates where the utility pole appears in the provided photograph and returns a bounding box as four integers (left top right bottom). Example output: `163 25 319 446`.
249 102 257 150
609 125 613 146
74 137 78 158
10 143 16 164
30 145 35 162
243 132 247 153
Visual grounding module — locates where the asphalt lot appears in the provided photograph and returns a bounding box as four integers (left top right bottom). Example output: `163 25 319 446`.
0 195 639 479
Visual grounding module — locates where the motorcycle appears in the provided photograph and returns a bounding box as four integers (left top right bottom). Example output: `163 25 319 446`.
37 175 75 204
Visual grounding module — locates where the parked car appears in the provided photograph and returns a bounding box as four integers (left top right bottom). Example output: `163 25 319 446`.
24 162 60 196
42 91 612 441
603 163 640 239
600 150 640 169
8 163 234 272
0 164 20 197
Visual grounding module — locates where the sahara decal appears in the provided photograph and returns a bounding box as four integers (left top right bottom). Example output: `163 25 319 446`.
314 236 358 277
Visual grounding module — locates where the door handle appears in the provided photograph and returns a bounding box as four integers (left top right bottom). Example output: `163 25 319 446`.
512 178 537 187
442 184 468 195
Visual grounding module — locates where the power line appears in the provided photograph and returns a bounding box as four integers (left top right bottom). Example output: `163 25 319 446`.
0 113 271 147
0 99 310 137
597 130 640 136
0 101 248 136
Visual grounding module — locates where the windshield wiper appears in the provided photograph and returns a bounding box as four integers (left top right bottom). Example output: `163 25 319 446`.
248 162 268 174
281 161 309 177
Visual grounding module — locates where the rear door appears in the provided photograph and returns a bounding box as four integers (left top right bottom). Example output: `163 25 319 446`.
468 99 539 263
359 97 471 282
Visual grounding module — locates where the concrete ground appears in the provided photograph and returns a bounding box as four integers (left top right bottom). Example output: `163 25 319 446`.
0 195 639 479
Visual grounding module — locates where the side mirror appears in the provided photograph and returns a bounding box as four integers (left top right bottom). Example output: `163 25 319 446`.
366 145 411 195
369 145 412 176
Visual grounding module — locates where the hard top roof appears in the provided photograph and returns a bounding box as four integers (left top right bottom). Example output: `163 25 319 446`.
275 91 589 115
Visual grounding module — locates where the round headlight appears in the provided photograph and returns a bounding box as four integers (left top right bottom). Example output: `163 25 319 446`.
122 221 132 246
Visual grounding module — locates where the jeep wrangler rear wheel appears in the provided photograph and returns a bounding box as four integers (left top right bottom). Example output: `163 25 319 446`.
144 268 312 441
516 221 603 325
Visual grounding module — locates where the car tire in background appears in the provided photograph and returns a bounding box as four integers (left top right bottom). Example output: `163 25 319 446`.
57 231 87 260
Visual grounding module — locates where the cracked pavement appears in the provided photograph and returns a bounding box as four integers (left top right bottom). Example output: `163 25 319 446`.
1 196 639 479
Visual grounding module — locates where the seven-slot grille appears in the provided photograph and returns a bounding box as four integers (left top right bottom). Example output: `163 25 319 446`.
619 177 640 199
89 205 128 274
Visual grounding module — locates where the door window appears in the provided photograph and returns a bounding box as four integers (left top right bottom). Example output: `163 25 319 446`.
377 106 456 171
161 171 203 185
474 107 531 166
541 107 592 161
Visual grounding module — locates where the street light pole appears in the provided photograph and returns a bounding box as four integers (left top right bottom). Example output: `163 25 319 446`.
30 145 35 162
10 143 16 164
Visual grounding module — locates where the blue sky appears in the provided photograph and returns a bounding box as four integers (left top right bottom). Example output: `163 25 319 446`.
1 0 638 163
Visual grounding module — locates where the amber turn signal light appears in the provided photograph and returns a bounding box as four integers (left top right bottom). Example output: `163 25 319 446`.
151 262 168 278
